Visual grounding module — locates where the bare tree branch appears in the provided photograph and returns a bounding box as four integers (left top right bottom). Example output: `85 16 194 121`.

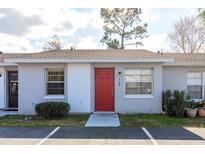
43 35 63 51
168 16 205 53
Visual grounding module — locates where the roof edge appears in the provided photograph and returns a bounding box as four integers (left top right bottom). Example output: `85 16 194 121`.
0 62 18 66
4 58 174 63
163 62 205 66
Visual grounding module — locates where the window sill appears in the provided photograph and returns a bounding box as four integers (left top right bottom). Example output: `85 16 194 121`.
44 95 65 100
124 95 154 99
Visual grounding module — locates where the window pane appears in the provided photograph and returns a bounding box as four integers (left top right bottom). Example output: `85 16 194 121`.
47 83 64 95
141 70 152 75
47 83 64 88
125 75 140 82
187 72 201 78
46 69 64 95
125 69 152 75
47 88 64 95
126 82 152 94
187 72 203 99
139 82 152 94
125 82 138 94
140 75 152 81
187 85 202 99
187 79 202 85
187 72 202 85
48 71 64 76
48 75 64 81
125 69 153 95
125 69 141 75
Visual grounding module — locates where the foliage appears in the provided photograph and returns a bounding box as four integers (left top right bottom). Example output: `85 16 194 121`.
186 100 199 109
163 90 175 116
100 8 147 49
174 90 187 116
168 16 205 53
198 8 205 26
35 101 70 119
100 32 120 49
43 35 63 51
162 90 187 117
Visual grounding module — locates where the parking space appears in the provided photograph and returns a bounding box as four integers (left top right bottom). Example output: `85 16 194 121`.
0 126 204 145
146 127 205 145
44 127 152 145
0 127 55 145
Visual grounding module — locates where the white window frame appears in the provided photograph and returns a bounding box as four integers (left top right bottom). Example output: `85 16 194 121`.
187 71 205 100
124 68 154 98
44 68 65 99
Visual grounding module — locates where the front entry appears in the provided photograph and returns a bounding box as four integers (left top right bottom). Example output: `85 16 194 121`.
95 68 114 111
8 71 18 108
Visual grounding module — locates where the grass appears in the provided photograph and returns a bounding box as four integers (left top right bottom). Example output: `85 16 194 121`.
0 114 89 127
120 114 205 128
1 114 204 128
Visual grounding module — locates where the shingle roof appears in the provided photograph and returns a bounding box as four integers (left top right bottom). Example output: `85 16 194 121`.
162 52 205 65
1 49 205 65
13 49 162 59
0 53 28 63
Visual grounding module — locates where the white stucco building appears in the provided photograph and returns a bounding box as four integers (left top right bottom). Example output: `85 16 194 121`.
0 49 205 114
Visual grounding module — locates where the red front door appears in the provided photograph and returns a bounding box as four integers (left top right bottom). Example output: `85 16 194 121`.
95 68 114 111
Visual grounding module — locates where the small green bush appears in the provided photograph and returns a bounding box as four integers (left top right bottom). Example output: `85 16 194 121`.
35 101 70 119
162 90 187 117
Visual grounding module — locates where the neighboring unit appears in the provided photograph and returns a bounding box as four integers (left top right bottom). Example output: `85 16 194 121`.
0 49 205 114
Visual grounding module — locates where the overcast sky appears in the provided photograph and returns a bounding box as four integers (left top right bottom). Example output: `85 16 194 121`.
0 8 198 53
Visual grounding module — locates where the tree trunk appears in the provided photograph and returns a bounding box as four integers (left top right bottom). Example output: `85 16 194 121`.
121 35 124 49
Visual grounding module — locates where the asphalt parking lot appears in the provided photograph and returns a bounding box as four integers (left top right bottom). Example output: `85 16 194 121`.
0 127 204 145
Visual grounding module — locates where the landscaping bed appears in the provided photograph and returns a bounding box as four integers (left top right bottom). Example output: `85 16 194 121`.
120 114 205 128
0 114 89 127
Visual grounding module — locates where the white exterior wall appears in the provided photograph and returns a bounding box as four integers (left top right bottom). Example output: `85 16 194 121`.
18 64 66 114
115 63 163 113
0 67 5 109
67 64 91 113
163 66 205 92
17 63 205 114
91 63 163 113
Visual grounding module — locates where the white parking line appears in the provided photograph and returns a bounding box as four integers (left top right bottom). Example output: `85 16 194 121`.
37 127 60 145
141 127 158 145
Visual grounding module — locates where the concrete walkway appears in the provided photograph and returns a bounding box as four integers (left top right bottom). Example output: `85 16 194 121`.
85 113 120 127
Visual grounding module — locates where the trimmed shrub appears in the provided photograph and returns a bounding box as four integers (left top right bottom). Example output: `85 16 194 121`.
35 101 70 119
162 90 187 117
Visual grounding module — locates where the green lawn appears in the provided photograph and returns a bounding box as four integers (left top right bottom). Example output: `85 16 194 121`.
120 114 205 128
0 114 204 128
0 114 89 127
